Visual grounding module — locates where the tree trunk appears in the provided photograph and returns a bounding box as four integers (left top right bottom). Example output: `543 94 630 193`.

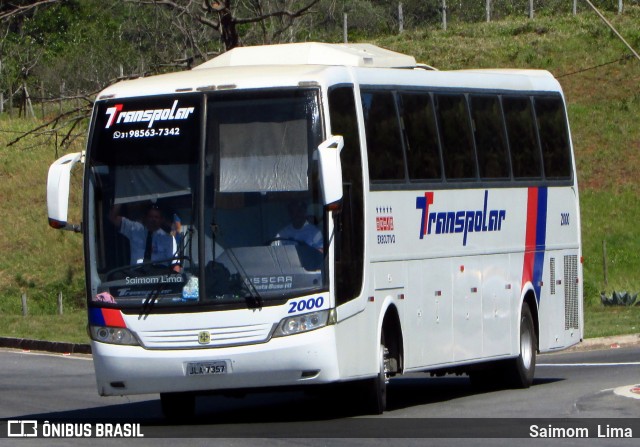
220 10 239 50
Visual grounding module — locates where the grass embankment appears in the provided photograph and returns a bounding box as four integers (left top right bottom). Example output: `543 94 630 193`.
0 121 86 343
1 8 639 343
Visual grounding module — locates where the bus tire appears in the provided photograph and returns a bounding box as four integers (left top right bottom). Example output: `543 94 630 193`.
506 303 537 388
160 392 196 420
362 340 389 414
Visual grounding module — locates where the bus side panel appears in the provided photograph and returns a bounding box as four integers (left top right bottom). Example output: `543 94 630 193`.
537 250 562 351
452 256 483 362
334 296 379 380
404 259 454 369
481 254 513 358
405 254 513 370
536 247 583 352
536 187 582 352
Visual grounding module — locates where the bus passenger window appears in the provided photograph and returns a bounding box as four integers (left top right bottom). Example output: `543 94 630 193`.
435 94 477 180
534 96 572 180
503 96 542 179
400 92 442 181
361 91 406 182
470 95 510 180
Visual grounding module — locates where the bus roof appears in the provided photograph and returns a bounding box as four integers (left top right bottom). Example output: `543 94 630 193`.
97 43 563 100
193 42 418 69
453 68 555 78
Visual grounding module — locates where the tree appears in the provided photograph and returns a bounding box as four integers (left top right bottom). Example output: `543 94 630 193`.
0 0 58 22
133 0 321 51
3 0 323 151
1 1 59 118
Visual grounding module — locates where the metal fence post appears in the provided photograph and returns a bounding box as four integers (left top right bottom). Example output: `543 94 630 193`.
59 81 64 114
603 240 609 287
40 81 45 119
8 82 12 117
442 0 447 31
21 293 28 316
343 13 348 43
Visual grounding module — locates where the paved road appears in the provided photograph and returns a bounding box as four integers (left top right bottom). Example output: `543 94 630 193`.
0 345 638 445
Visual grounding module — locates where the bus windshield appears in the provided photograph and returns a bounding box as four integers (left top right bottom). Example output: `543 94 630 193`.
86 90 326 310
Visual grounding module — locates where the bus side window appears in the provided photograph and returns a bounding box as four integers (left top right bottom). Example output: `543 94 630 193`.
435 94 477 181
503 96 543 179
400 92 442 182
328 86 364 305
469 95 511 180
361 90 406 182
534 96 572 180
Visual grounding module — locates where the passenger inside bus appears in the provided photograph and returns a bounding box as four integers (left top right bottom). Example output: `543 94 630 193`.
109 203 178 269
273 200 323 252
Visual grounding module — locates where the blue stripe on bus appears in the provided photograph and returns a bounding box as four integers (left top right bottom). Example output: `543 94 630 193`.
88 307 106 326
533 187 548 303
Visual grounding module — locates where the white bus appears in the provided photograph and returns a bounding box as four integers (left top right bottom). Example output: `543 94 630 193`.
47 43 583 417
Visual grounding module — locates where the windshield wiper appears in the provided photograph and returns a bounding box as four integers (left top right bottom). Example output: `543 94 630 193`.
174 225 194 270
224 247 264 309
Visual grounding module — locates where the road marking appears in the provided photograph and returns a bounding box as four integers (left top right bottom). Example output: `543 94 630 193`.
537 362 640 367
614 385 640 400
7 349 93 361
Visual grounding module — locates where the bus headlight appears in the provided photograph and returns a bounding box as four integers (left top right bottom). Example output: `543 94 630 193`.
90 326 139 346
273 309 336 337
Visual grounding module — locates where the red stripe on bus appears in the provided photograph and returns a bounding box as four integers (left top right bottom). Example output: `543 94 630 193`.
101 308 126 328
521 187 538 289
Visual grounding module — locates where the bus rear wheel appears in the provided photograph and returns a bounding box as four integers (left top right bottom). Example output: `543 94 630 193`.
505 303 537 388
160 392 196 421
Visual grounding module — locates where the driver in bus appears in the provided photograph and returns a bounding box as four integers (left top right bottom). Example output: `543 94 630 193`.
109 203 178 269
274 200 323 252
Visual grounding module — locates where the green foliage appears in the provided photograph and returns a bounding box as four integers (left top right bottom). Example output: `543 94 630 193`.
0 0 221 100
2 1 639 102
600 291 638 306
2 2 640 342
585 306 640 338
2 312 89 344
0 117 86 322
580 190 640 311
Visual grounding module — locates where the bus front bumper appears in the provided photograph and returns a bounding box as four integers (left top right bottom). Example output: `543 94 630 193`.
92 325 340 396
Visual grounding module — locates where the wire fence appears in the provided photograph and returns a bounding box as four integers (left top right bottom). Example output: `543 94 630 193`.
343 0 638 36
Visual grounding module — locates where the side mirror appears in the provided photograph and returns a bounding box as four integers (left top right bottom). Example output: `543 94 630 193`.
317 135 344 207
47 151 84 232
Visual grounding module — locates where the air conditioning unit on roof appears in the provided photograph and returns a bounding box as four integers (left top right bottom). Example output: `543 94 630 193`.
193 42 418 70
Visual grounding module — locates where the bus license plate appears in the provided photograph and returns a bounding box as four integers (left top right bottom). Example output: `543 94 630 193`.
186 361 227 376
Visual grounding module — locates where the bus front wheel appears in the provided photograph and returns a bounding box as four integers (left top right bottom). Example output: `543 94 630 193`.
362 340 390 414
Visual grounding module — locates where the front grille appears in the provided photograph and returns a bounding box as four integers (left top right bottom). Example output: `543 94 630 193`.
136 322 275 349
